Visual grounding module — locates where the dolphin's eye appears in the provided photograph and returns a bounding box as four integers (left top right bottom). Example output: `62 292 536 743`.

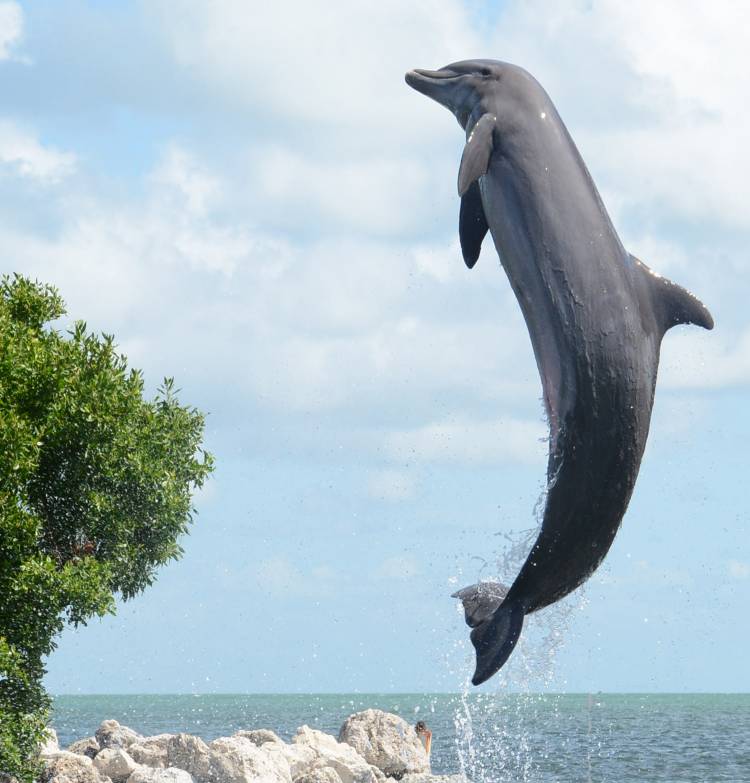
479 67 492 78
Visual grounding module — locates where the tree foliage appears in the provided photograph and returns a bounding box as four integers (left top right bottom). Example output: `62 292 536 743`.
0 275 213 781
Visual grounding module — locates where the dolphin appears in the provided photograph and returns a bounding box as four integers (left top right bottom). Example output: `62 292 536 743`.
405 60 713 685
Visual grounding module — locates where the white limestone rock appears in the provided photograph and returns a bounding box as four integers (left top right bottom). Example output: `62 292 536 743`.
233 729 282 746
295 769 343 783
207 735 292 783
127 767 195 783
126 770 154 783
40 751 103 783
129 735 175 769
338 711 429 780
292 726 378 783
96 721 143 751
93 747 138 783
68 736 101 759
166 734 211 782
40 728 60 757
264 741 316 779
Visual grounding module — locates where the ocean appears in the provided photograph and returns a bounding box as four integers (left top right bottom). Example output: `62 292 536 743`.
50 693 750 782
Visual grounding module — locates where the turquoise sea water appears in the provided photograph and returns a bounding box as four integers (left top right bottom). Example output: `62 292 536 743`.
51 693 750 782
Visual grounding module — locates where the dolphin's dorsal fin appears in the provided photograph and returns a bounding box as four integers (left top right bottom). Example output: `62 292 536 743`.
451 581 508 628
458 113 496 196
459 181 489 268
630 254 714 334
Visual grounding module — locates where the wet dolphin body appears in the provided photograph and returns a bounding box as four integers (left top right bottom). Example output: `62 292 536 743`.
405 60 713 685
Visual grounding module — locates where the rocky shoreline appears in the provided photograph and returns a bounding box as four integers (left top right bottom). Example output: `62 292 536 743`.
39 710 467 783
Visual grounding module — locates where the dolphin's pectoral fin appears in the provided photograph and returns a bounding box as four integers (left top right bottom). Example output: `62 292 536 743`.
452 581 508 627
469 601 524 686
458 113 496 197
630 254 714 334
459 182 489 269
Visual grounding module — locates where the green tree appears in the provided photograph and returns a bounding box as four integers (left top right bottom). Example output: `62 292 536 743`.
0 275 213 781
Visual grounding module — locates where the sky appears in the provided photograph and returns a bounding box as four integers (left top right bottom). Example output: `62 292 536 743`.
1 0 748 694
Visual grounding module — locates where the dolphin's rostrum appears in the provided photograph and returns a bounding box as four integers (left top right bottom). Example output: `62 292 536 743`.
406 61 713 685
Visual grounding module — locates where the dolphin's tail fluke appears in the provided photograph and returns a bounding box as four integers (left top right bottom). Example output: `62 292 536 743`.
452 582 525 684
469 600 525 685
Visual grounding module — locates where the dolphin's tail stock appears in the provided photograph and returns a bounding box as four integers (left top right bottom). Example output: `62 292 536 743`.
452 582 524 685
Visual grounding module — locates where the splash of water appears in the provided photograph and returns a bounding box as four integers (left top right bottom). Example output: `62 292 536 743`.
449 519 587 783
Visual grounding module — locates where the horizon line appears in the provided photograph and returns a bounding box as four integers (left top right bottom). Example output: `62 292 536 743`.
50 691 750 697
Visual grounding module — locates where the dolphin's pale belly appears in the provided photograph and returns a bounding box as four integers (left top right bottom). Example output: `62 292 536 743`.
480 161 660 612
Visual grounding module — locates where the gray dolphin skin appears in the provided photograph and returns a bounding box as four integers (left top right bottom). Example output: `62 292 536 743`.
405 60 714 686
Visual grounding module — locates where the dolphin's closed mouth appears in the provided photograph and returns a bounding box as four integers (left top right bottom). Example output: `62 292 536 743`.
405 68 458 88
410 68 458 80
405 68 460 102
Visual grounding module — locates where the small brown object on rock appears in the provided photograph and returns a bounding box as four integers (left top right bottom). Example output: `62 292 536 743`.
414 722 432 757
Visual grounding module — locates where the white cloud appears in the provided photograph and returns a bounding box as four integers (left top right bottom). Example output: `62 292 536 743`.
2 207 248 337
0 137 543 422
0 2 22 60
412 241 465 284
490 1 750 232
728 560 750 580
660 330 750 390
149 0 477 143
191 475 217 509
255 557 337 597
256 557 303 596
139 0 740 405
624 235 689 278
652 395 709 438
140 0 482 249
252 145 430 237
245 310 538 413
367 469 416 502
152 145 222 217
3 141 259 318
385 415 547 466
2 1 745 468
595 558 693 588
374 554 421 581
0 120 75 183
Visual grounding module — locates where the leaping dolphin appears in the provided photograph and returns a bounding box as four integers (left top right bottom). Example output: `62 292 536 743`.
405 60 713 685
